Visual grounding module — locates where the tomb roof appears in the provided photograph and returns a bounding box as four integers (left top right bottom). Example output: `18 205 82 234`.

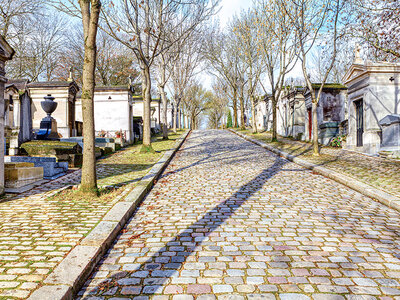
27 81 77 88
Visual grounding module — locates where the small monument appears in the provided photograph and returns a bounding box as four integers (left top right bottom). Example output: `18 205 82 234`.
379 114 400 158
36 94 60 140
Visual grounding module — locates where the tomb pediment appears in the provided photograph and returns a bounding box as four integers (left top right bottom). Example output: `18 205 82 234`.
343 64 367 84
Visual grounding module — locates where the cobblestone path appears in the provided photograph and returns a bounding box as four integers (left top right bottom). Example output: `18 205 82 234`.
79 130 400 300
0 134 184 299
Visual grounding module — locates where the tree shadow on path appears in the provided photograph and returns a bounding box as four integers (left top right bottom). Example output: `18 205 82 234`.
79 155 290 298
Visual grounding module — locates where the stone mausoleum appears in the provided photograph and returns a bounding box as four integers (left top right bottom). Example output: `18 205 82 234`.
277 87 306 140
29 80 79 139
304 84 347 145
0 36 15 195
343 58 400 155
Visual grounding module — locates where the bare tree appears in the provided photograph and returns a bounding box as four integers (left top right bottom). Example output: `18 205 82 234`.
0 0 44 38
52 0 102 193
254 0 297 141
233 12 263 133
168 32 203 133
6 13 67 81
283 0 346 155
79 0 101 193
207 80 229 129
203 25 242 128
184 82 208 130
101 0 219 152
350 0 399 60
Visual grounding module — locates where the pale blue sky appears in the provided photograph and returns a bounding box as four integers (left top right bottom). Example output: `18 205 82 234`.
217 0 253 27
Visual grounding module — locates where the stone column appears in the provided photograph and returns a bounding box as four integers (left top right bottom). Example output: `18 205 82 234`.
0 61 6 194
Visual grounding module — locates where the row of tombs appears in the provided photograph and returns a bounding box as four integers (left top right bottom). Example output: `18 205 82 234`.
255 58 400 158
2 79 185 194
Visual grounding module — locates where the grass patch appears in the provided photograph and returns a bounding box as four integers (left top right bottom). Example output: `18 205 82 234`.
52 130 187 201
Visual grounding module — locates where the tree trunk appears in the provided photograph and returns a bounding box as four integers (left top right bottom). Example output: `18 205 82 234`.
141 65 153 151
79 0 101 194
251 97 257 134
239 93 245 130
182 106 186 129
272 99 277 141
312 101 319 155
233 87 238 128
159 86 168 140
173 97 178 133
191 115 196 130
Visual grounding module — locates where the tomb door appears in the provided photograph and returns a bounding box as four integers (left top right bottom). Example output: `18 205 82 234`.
355 99 364 147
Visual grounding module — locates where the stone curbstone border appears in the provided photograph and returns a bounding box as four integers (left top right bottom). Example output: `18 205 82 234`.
229 129 400 212
28 131 191 300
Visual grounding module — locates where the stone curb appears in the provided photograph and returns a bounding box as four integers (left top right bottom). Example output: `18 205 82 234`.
28 131 191 300
229 129 400 212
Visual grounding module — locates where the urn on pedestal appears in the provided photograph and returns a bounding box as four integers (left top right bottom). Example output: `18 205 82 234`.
36 94 61 140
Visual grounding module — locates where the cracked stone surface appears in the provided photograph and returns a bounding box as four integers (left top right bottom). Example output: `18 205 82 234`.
78 130 400 299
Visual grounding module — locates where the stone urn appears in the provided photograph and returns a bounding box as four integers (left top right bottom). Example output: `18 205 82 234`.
41 94 58 117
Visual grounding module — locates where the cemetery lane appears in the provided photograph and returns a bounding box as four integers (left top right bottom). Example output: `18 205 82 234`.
79 130 400 299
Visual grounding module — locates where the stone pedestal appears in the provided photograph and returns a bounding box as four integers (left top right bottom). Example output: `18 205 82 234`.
37 116 60 140
9 128 20 155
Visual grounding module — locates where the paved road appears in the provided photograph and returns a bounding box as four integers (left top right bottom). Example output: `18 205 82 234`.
78 130 400 300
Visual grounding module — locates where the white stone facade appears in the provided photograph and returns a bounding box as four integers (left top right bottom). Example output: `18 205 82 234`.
76 86 135 144
343 61 400 154
28 81 79 139
277 88 306 139
255 99 273 131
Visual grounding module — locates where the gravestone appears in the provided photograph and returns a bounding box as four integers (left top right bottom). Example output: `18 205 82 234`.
379 114 400 149
6 80 33 155
319 121 340 145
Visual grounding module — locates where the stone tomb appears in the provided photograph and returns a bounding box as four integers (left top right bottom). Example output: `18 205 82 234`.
379 114 400 158
4 162 44 193
304 84 347 145
29 80 79 138
5 156 68 180
380 115 400 148
343 59 400 154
